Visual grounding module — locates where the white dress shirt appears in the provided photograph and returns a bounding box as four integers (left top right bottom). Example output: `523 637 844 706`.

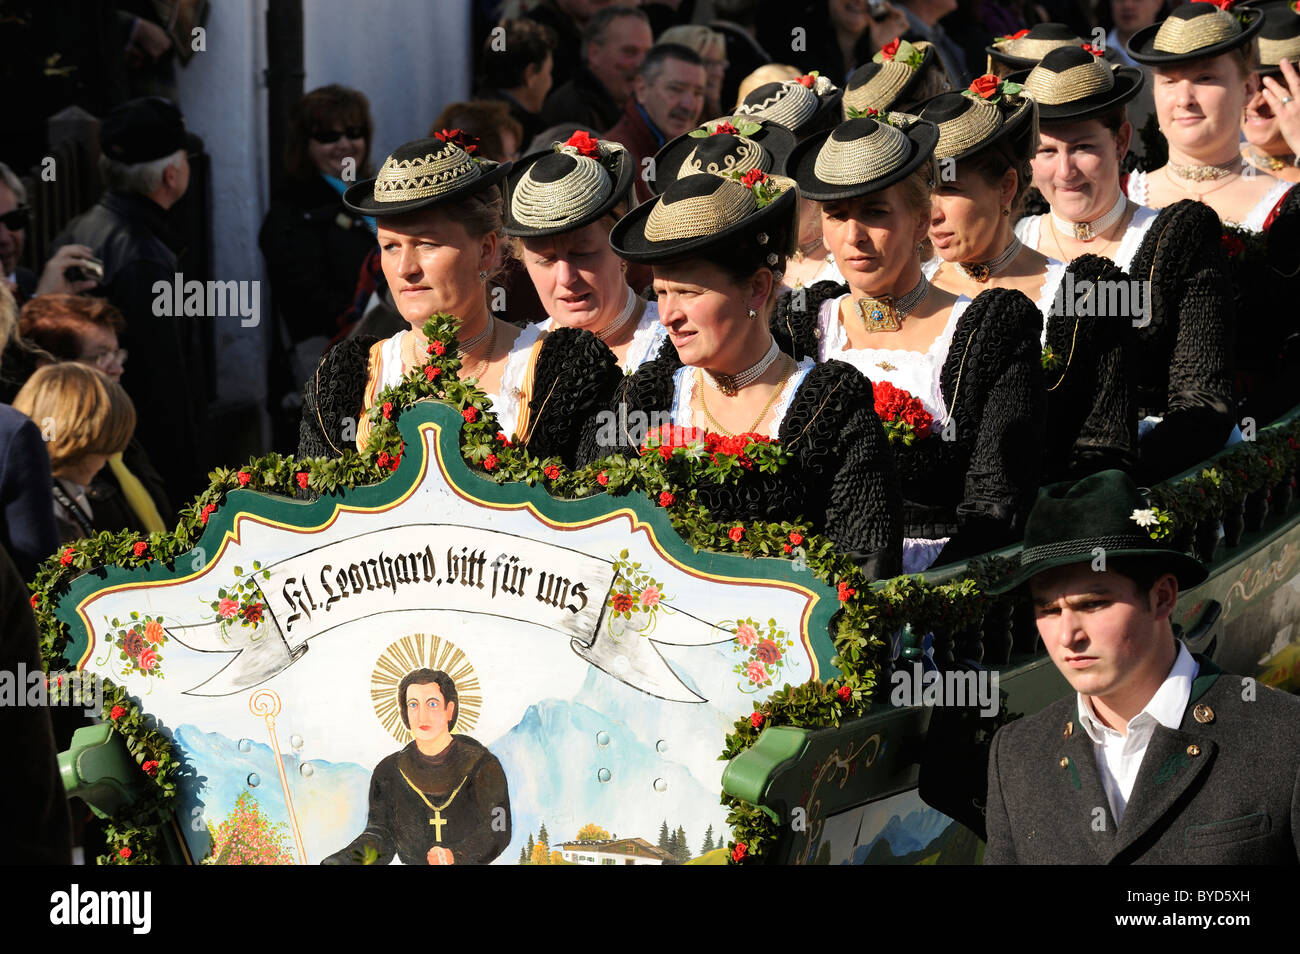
1076 641 1199 824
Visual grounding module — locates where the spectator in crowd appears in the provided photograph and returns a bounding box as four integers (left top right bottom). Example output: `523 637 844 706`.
0 283 57 580
12 363 136 543
605 44 708 203
1108 0 1165 66
526 0 617 89
707 0 774 111
476 18 556 144
260 85 377 450
431 100 525 164
757 0 912 86
0 162 103 307
542 7 653 133
659 25 730 119
734 64 802 109
898 0 973 87
18 293 174 534
47 96 207 501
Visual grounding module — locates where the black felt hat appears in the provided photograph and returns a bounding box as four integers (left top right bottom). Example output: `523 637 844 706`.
609 170 798 264
1253 1 1300 75
101 97 201 164
734 74 843 137
986 23 1088 70
343 133 511 218
649 117 795 195
986 469 1209 595
842 40 943 117
504 134 634 237
787 114 939 201
1127 1 1265 65
917 81 1036 162
1012 46 1145 122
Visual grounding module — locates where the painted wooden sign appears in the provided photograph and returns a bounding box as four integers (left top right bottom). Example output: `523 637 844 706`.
57 403 840 865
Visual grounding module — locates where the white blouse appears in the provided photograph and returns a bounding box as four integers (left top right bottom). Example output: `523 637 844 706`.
1125 170 1292 233
541 297 669 375
922 254 1066 326
669 357 816 439
1015 204 1159 271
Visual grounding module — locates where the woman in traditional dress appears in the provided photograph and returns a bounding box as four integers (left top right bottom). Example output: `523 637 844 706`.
1015 45 1238 483
1241 4 1300 184
776 115 1045 571
298 133 621 467
586 168 903 579
505 133 669 375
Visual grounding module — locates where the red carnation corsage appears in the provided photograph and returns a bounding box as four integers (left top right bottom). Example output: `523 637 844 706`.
434 128 479 155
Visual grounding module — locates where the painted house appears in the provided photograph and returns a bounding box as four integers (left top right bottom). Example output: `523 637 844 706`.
557 838 676 865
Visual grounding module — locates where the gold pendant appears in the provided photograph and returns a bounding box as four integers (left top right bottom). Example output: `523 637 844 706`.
854 296 901 332
711 373 739 397
1072 221 1094 241
876 360 896 371
960 262 991 282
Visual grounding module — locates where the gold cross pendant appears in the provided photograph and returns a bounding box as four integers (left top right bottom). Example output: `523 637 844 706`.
429 810 447 842
854 296 901 332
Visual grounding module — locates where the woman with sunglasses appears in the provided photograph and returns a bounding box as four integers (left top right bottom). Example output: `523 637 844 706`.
777 114 1045 572
505 134 668 374
589 168 903 579
298 133 620 469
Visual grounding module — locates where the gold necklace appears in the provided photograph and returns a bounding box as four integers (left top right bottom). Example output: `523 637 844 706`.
1162 165 1239 203
1046 205 1131 264
695 356 794 436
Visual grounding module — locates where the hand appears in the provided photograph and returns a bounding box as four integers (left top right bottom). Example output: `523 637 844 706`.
868 5 911 54
427 846 455 865
1261 58 1300 159
126 18 172 66
35 244 100 296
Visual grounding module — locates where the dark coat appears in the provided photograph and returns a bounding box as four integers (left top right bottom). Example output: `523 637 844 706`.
86 437 176 538
542 64 623 136
49 191 207 499
773 284 1046 565
0 404 58 580
985 655 1300 864
258 174 377 345
525 1 583 90
577 354 904 579
603 98 664 206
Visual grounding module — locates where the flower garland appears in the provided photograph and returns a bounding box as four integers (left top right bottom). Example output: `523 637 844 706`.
29 312 1300 864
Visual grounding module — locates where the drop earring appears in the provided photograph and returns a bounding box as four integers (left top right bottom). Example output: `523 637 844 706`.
479 270 488 282
747 308 758 320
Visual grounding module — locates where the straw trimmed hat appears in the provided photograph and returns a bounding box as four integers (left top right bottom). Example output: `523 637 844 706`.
842 40 941 117
343 133 510 217
734 73 843 136
986 23 1088 69
1254 1 1300 75
917 80 1036 162
503 134 634 237
786 114 939 201
985 469 1208 595
1127 1 1265 65
649 117 795 195
609 169 798 264
1013 46 1145 122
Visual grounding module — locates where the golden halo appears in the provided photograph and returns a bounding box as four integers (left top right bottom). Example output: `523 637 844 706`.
370 633 482 743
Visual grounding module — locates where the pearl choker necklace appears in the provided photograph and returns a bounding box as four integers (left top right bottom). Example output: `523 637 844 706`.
1051 191 1126 241
596 287 639 342
1168 158 1238 182
456 319 494 356
703 337 780 396
959 237 1022 282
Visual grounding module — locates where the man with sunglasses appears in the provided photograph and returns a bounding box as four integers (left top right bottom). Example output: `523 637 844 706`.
0 163 101 305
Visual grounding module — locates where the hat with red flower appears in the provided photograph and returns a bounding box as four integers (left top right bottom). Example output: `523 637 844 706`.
917 78 1035 162
785 113 939 201
734 73 842 136
1255 2 1300 77
1011 46 1145 122
843 39 942 118
1126 1 1264 65
986 22 1087 70
343 133 511 217
649 116 795 195
503 132 635 237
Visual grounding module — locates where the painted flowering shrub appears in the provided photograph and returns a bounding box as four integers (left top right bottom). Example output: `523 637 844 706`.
96 612 168 680
723 616 795 692
209 561 272 641
606 550 675 638
203 791 296 865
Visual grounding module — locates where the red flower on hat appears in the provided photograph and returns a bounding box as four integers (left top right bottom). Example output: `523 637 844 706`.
880 38 901 60
1001 28 1031 41
796 73 816 87
712 120 739 135
596 471 609 486
142 760 159 776
119 847 132 860
1081 43 1104 56
729 525 745 542
60 547 75 566
970 74 1001 99
132 541 148 558
544 464 561 480
434 128 479 155
377 451 391 469
1208 0 1236 9
382 401 393 419
838 581 857 601
740 168 767 189
431 340 446 356
425 365 442 380
29 592 39 608
731 842 748 863
463 406 478 423
564 130 600 156
789 531 804 546
110 705 126 721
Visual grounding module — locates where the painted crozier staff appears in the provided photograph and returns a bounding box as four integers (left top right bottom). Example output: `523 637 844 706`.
984 469 1300 864
777 114 1045 572
298 133 620 467
590 168 903 578
506 132 669 374
1241 3 1300 183
1015 46 1238 484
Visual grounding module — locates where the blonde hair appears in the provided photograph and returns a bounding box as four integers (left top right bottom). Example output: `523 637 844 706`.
735 64 802 110
0 282 16 362
12 363 136 473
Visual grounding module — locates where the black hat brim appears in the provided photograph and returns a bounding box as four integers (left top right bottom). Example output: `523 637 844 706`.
342 158 511 218
502 147 634 237
649 121 796 195
609 183 798 264
787 118 939 202
1011 65 1145 122
1127 8 1264 64
986 545 1209 596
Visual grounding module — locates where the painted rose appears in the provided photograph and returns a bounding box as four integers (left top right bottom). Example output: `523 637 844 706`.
218 598 239 619
123 631 145 658
745 659 769 684
611 592 637 613
740 168 767 189
712 121 738 135
754 639 783 666
144 620 165 644
137 648 158 672
734 623 759 647
640 585 661 607
243 602 264 623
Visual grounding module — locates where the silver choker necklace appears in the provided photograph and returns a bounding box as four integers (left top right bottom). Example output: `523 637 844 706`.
1051 191 1126 241
959 237 1022 282
596 287 639 342
704 337 780 396
456 319 494 356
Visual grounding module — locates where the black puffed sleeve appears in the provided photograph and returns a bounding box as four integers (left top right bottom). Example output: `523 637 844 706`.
525 326 623 468
297 335 380 461
771 280 845 360
575 353 678 466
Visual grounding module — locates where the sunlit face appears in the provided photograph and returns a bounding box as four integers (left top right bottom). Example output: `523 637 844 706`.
1031 565 1175 704
654 259 761 368
819 182 929 296
1243 80 1284 150
377 208 495 327
929 167 1008 263
587 16 653 102
1153 54 1256 157
405 682 455 745
637 58 707 140
522 219 626 332
75 325 125 383
0 181 26 275
1032 119 1127 221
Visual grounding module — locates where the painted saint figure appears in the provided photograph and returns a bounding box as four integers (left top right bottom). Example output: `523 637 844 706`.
324 668 510 865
